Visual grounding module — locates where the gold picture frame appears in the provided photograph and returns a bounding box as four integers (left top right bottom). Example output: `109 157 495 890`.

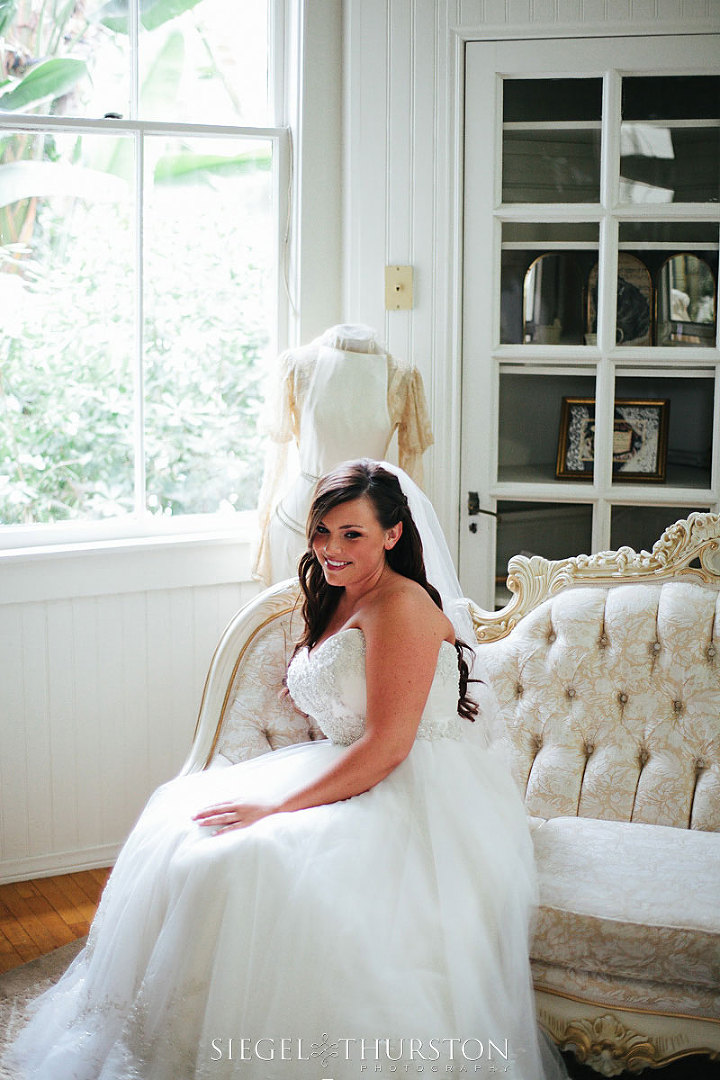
556 397 670 482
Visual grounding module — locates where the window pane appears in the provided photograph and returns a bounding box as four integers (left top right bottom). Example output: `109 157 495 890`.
501 223 599 344
613 374 714 488
498 369 596 484
502 78 602 204
495 501 593 608
610 504 710 553
143 136 274 517
503 79 602 123
620 76 720 204
617 224 718 347
502 130 601 204
0 133 135 524
0 0 129 119
139 0 269 124
622 76 720 122
619 126 720 204
619 221 719 245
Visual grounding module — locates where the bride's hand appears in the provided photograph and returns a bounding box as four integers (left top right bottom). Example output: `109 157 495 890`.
192 800 277 834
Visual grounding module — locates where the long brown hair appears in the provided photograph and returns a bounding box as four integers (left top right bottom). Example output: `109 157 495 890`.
296 460 479 722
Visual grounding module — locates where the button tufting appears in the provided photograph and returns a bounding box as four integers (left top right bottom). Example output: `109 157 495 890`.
695 757 706 771
638 747 650 766
651 642 661 653
516 683 524 697
708 646 716 659
598 634 608 647
532 733 543 750
584 742 595 755
618 692 628 705
547 632 556 644
673 700 683 713
566 687 576 698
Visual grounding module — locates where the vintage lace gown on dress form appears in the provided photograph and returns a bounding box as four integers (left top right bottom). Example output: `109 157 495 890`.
4 629 568 1080
252 328 434 585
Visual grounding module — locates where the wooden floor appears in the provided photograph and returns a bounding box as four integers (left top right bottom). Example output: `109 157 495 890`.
0 868 111 975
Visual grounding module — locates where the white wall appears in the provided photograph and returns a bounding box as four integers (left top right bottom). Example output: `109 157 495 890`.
0 546 259 881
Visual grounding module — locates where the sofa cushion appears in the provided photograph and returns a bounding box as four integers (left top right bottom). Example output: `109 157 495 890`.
477 581 720 830
531 816 720 996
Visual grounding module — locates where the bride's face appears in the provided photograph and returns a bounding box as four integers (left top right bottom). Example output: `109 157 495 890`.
312 495 402 587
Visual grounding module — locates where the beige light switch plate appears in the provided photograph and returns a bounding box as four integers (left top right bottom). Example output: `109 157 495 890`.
385 265 413 310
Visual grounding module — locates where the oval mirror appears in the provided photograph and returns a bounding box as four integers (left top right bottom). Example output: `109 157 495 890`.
522 253 584 345
656 253 716 346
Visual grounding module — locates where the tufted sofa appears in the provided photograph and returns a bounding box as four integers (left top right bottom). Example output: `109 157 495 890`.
181 512 720 1076
468 512 720 1076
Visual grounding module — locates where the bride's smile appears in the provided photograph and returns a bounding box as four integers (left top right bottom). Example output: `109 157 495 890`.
312 495 401 592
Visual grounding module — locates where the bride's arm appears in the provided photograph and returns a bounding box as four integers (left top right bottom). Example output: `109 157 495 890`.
193 594 448 833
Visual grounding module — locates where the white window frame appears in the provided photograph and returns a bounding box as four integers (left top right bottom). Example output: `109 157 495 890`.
0 0 292 557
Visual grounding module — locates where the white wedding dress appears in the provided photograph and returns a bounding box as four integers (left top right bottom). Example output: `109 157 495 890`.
5 628 569 1080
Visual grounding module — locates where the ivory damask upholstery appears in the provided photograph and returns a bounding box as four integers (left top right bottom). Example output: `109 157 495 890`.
182 588 317 773
470 513 720 1076
181 512 720 1076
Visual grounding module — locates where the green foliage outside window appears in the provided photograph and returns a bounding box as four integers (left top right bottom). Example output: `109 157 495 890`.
0 0 273 526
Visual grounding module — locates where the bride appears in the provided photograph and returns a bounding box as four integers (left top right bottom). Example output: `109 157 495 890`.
4 459 569 1080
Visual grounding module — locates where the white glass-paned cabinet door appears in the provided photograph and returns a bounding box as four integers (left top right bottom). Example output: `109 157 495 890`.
461 36 720 610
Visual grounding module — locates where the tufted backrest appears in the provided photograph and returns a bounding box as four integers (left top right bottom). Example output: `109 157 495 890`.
180 580 324 775
477 581 720 832
213 607 325 764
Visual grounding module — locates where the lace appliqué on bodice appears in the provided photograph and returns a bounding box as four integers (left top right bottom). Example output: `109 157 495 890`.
286 629 465 746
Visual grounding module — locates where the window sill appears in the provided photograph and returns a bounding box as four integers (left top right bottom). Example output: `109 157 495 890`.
0 517 260 604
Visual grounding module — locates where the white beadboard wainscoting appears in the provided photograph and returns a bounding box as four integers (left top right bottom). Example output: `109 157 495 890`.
0 538 262 884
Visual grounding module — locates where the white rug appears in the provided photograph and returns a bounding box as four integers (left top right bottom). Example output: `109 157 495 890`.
0 938 85 1078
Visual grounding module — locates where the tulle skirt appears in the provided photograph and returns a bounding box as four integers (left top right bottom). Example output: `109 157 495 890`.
4 736 568 1080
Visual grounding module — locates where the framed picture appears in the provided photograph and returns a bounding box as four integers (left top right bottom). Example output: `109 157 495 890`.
556 397 670 481
586 254 652 346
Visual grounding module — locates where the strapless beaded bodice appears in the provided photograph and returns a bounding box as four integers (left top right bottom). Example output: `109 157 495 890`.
286 628 465 746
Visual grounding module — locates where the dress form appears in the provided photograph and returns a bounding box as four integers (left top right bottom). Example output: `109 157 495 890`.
253 324 433 584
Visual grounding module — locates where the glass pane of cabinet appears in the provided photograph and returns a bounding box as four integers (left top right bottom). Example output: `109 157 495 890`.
500 223 599 345
498 370 596 483
617 222 718 349
620 76 720 204
610 504 710 553
502 78 602 204
613 373 714 489
496 501 593 607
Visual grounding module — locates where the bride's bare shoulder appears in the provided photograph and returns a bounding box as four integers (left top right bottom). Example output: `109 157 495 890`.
363 576 454 644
